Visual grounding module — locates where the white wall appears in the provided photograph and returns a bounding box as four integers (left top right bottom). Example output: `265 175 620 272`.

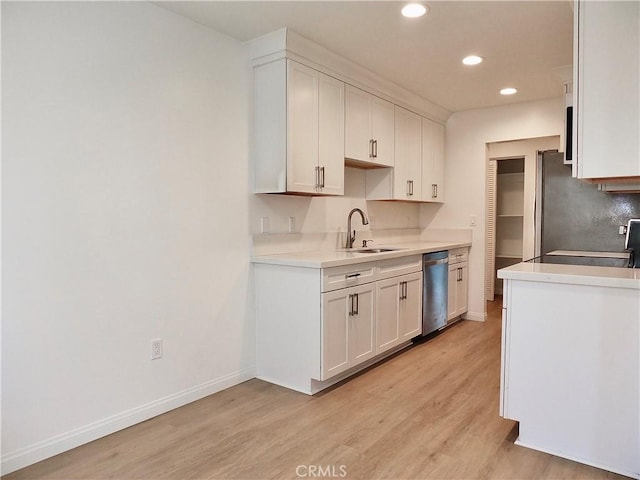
251 167 422 253
2 2 254 473
421 98 564 320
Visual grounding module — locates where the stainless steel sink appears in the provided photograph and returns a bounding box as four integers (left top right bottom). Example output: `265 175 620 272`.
354 248 399 254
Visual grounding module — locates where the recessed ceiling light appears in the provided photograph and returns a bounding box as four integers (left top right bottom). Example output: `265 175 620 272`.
402 3 428 18
462 55 483 66
500 87 518 95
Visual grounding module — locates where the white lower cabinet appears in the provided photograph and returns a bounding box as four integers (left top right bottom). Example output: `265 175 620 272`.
255 255 422 395
376 271 422 353
322 283 375 380
399 272 422 340
447 248 468 322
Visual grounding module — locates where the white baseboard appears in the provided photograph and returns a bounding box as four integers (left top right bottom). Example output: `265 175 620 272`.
463 311 487 322
514 437 639 480
1 367 256 475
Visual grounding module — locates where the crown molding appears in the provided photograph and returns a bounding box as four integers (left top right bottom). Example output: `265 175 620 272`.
247 28 451 124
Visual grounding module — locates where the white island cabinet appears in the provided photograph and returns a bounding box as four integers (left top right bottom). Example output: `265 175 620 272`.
499 263 640 479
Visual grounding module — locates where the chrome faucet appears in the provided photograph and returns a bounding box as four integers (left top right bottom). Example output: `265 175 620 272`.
346 208 369 248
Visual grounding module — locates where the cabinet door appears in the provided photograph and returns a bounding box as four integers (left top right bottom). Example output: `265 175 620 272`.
399 272 423 341
376 277 401 353
422 118 445 203
456 263 469 316
321 283 375 380
350 284 376 365
447 263 468 321
371 96 395 167
345 86 394 167
576 0 640 179
344 85 371 163
394 106 422 201
431 122 445 202
447 264 458 322
287 61 319 194
321 289 350 380
318 73 345 195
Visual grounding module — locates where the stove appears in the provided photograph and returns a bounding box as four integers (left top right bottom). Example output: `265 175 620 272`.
526 251 631 268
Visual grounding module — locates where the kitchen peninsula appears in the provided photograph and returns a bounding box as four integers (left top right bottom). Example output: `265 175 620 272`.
498 261 640 479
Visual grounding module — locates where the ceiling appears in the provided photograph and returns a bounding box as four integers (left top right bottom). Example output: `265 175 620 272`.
155 1 573 113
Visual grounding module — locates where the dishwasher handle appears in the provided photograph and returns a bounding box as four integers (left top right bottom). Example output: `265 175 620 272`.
423 258 449 267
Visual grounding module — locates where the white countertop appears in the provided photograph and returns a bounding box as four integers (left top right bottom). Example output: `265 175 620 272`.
498 261 640 290
251 240 471 268
547 249 629 259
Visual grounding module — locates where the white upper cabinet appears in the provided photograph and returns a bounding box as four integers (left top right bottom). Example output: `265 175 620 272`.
393 107 422 201
366 110 446 203
345 85 395 167
573 0 640 180
365 106 421 201
317 73 346 195
422 118 445 203
254 59 345 195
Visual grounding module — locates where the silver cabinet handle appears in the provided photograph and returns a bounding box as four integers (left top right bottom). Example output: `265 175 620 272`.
373 139 378 158
406 180 414 196
315 166 320 188
350 293 359 315
348 294 354 316
369 139 374 158
431 184 437 198
345 272 361 279
320 166 325 188
400 281 408 300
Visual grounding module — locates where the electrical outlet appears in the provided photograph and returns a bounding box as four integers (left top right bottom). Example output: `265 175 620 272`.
288 216 296 233
151 339 162 360
619 225 628 235
260 217 270 234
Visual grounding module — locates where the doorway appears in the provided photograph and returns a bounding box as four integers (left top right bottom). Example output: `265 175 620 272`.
492 158 525 295
485 136 560 302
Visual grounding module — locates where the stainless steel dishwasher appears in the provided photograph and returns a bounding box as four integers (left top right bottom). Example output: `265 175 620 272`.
421 251 448 336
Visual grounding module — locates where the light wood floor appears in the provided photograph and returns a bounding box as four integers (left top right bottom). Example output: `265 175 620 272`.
5 298 627 480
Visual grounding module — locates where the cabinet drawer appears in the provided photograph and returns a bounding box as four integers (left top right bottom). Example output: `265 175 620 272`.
449 248 468 264
322 262 377 292
376 255 422 280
